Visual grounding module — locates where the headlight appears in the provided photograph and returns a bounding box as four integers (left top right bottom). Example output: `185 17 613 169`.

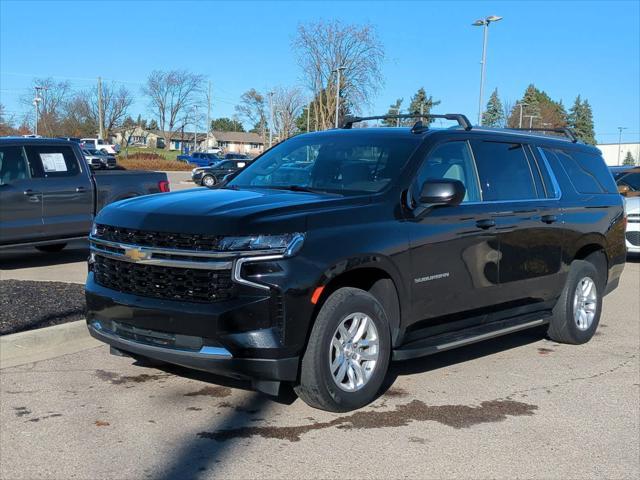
218 233 304 255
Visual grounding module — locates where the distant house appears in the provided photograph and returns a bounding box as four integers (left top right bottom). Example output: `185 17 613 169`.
112 127 265 155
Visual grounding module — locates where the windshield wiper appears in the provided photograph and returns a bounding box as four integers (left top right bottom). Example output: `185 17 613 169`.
267 185 328 194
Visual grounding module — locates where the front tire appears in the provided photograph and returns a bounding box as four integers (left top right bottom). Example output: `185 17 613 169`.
202 174 216 187
547 260 602 344
295 287 391 412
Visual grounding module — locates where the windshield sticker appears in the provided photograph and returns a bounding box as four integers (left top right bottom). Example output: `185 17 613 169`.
40 153 68 172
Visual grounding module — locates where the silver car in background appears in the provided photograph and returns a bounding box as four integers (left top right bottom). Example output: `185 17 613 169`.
624 196 640 255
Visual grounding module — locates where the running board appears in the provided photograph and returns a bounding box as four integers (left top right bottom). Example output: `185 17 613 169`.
392 315 549 361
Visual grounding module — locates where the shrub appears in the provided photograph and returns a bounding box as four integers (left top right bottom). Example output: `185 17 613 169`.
117 155 193 171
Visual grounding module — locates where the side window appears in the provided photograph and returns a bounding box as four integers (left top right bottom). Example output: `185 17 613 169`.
26 145 81 178
617 172 640 191
414 141 481 203
546 148 617 194
534 147 560 198
0 146 32 184
471 141 537 201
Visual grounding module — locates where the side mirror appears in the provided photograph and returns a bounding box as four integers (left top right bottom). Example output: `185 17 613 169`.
419 179 466 207
618 184 630 196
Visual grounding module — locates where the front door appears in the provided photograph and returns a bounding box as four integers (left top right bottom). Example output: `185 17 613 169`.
0 144 45 244
25 145 93 240
407 140 501 330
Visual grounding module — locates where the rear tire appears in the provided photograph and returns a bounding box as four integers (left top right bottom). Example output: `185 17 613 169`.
35 243 67 253
547 260 602 344
294 287 391 412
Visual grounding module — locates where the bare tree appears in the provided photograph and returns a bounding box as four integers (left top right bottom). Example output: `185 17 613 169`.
21 77 72 136
292 20 384 130
235 89 267 141
75 83 133 139
272 86 305 141
0 103 17 136
142 70 204 149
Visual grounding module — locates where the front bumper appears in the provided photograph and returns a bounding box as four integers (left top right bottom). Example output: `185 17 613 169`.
191 171 204 183
87 320 298 382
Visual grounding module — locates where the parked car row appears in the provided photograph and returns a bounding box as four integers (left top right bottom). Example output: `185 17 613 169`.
610 165 640 254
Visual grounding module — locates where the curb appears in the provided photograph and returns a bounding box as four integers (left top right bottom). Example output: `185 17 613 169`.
0 320 101 369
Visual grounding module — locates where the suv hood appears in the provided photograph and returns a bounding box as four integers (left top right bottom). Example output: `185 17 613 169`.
96 187 370 235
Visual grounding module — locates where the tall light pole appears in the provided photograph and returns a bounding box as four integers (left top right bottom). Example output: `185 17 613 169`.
268 91 275 147
516 101 528 128
473 15 503 125
617 126 627 165
33 86 44 136
97 77 104 140
333 66 346 128
525 114 538 129
193 105 198 152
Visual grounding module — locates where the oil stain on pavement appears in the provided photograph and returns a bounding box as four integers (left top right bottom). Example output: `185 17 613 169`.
95 369 168 385
183 386 232 398
197 399 538 442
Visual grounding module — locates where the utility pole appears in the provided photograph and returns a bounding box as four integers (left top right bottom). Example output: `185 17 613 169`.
473 15 503 125
617 126 627 165
268 91 274 147
193 105 198 152
517 101 528 128
525 115 538 129
207 81 212 150
333 66 346 128
306 101 311 133
97 77 104 140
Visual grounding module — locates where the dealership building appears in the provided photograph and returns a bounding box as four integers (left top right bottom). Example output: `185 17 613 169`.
596 142 640 166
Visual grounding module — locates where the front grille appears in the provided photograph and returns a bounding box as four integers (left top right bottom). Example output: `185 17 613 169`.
94 224 223 250
626 231 640 246
93 255 235 303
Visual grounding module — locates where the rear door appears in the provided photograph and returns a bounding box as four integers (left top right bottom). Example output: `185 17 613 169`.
25 144 94 239
469 139 563 310
0 144 45 244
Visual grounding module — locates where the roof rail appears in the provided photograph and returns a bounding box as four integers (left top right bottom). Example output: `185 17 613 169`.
508 127 578 143
341 113 472 131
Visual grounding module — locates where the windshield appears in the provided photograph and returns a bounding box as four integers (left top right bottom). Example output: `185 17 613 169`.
228 133 420 194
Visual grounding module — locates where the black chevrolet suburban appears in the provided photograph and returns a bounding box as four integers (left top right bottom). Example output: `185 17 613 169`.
85 114 626 412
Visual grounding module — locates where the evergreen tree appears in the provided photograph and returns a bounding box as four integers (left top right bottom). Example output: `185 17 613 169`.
481 88 504 127
623 151 636 166
407 87 441 122
382 98 403 126
568 96 596 145
507 84 567 129
210 117 245 132
148 119 159 130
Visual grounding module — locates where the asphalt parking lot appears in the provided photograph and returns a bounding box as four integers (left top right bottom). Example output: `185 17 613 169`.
0 252 638 479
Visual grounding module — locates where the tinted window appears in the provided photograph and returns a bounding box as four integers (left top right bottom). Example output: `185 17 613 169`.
26 146 80 178
414 141 480 203
544 148 617 194
534 148 559 198
471 141 537 201
229 133 421 194
617 172 640 191
0 146 32 184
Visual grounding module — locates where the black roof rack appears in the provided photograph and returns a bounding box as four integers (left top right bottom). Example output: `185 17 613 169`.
341 113 472 132
508 127 578 143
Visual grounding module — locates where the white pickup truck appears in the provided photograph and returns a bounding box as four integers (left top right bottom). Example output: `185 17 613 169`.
81 138 119 155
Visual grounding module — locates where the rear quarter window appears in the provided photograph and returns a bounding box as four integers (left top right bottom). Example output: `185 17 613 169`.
542 148 617 194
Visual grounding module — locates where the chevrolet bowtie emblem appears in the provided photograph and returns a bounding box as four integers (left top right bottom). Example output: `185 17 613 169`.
124 247 150 262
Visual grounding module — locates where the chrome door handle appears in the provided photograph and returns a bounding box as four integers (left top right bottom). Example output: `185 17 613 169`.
23 189 40 195
76 186 86 193
541 214 558 224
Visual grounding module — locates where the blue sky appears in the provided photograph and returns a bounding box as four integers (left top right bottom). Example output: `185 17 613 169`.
1 0 638 143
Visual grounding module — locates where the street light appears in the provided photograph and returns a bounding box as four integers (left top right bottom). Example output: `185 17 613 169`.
472 15 503 125
617 126 627 165
268 91 275 147
524 114 538 129
516 101 528 128
333 66 346 128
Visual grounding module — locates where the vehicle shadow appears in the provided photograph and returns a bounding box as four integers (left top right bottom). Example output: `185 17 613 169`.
382 326 548 392
0 240 88 270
